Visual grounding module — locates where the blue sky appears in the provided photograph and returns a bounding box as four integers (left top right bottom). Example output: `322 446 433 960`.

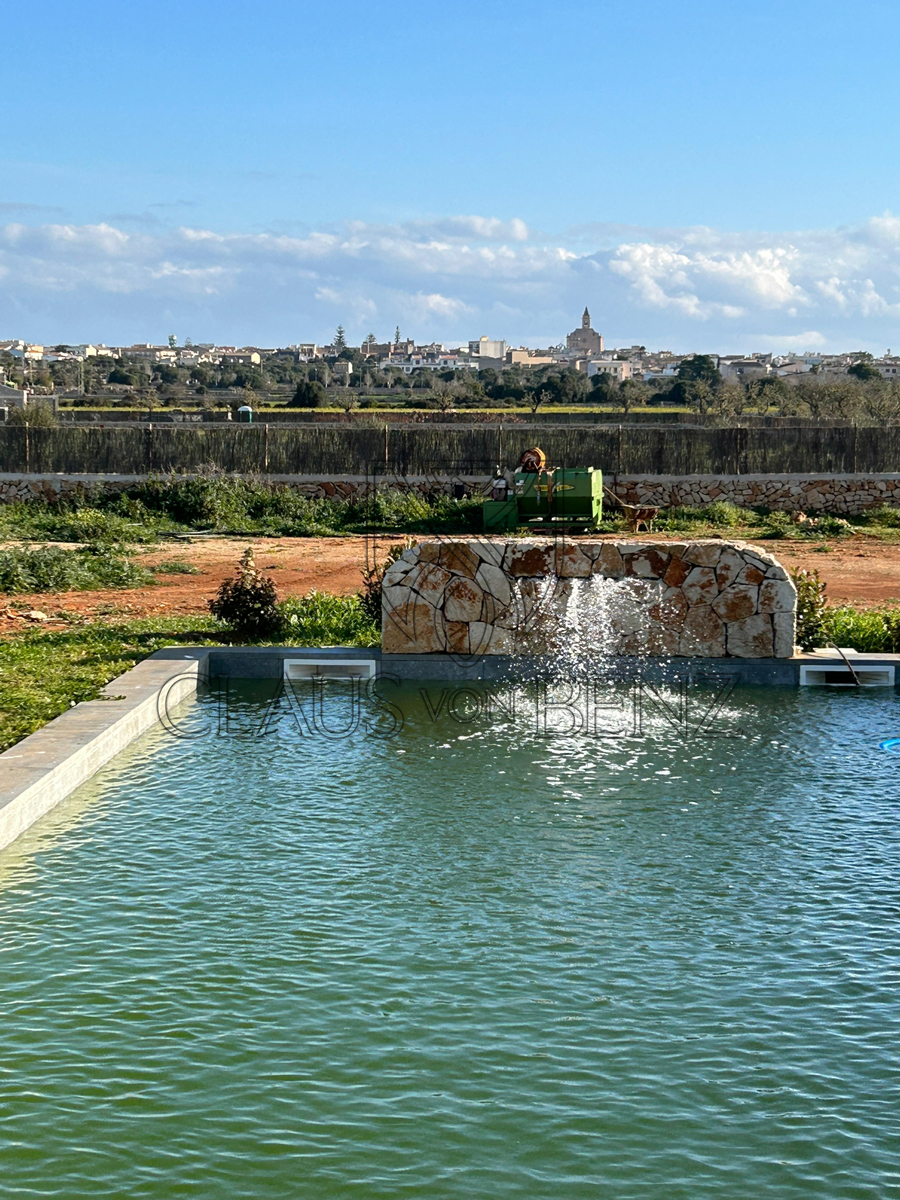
4 0 900 351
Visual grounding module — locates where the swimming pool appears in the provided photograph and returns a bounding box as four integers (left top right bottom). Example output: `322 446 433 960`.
1 681 899 1198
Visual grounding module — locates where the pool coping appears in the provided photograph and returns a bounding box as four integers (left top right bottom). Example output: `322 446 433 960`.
2 644 899 855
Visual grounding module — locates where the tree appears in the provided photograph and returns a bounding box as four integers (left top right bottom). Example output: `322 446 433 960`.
430 379 459 413
337 390 358 415
848 360 881 382
670 355 722 410
168 333 177 349
108 367 136 386
394 326 401 345
288 380 326 408
529 388 552 414
613 378 648 415
6 400 57 427
861 380 900 425
590 373 617 406
677 354 721 386
334 325 347 351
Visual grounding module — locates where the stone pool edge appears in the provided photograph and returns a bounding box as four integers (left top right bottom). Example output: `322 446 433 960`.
0 650 209 854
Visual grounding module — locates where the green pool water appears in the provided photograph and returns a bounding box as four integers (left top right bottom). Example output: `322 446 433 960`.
1 681 899 1198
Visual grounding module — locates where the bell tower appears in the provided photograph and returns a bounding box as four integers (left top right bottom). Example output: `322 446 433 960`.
582 307 591 329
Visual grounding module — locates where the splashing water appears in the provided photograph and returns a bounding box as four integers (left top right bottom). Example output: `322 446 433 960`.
511 572 664 679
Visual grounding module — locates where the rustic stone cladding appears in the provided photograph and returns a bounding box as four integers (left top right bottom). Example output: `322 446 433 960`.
1 472 899 513
382 539 797 659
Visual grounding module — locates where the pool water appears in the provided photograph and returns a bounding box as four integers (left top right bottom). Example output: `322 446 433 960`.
1 681 900 1198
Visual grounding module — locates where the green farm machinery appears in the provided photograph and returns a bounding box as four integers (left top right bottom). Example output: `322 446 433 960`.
483 447 604 533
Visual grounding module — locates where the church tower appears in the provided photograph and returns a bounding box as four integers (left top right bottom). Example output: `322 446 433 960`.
566 307 604 356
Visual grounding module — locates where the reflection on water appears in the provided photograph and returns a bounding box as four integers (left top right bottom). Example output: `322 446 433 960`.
1 682 899 1199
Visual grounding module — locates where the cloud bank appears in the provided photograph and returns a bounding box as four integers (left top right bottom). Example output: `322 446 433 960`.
2 213 900 352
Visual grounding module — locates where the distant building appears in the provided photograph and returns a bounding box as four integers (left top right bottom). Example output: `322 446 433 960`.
468 336 507 360
566 308 604 357
506 348 557 366
586 360 633 382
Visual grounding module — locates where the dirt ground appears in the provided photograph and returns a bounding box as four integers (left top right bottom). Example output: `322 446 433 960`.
3 532 900 634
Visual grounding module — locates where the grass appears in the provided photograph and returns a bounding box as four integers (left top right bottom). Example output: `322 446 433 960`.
0 617 223 751
0 593 381 752
0 546 155 594
1 479 899 543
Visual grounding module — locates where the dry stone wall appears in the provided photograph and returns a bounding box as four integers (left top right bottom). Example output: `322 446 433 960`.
1 471 899 513
612 473 900 513
382 539 797 660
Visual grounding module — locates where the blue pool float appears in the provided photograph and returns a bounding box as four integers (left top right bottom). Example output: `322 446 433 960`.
879 738 900 752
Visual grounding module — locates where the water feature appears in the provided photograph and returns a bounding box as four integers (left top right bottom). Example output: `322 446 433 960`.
1 680 899 1197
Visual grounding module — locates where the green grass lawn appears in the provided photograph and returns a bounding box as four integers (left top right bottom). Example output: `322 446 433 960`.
0 593 379 753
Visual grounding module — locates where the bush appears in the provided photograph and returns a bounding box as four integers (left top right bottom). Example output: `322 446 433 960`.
208 548 280 636
288 380 327 408
859 506 900 527
0 546 154 594
279 590 379 646
152 560 200 575
791 568 828 650
825 607 900 653
6 400 57 427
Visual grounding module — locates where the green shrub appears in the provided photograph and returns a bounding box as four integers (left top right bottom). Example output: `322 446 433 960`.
0 546 154 594
209 548 280 636
279 590 379 647
152 560 200 575
858 505 900 527
824 606 900 653
703 500 745 528
791 568 828 650
760 511 794 539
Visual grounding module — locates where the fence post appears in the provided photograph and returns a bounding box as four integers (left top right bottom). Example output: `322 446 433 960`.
498 423 503 468
617 425 622 474
24 425 29 474
264 423 269 473
147 423 153 471
384 423 389 471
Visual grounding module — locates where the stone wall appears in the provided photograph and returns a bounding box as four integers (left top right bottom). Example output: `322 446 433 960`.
382 539 797 659
2 470 899 514
612 473 900 514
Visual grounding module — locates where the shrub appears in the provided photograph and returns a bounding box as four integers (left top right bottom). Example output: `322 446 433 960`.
825 607 900 653
288 380 327 408
791 567 828 650
6 400 57 427
279 590 379 646
208 548 280 636
859 505 900 527
152 560 200 575
702 500 745 528
0 546 154 594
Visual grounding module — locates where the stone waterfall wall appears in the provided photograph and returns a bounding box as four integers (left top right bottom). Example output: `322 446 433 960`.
382 539 797 659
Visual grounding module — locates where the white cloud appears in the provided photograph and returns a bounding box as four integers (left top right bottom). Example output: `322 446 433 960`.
4 211 900 350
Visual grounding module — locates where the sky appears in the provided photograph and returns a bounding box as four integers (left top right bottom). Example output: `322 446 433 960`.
4 0 900 353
